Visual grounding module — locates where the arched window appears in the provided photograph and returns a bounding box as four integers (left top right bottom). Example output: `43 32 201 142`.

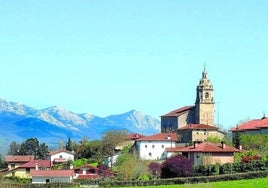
205 92 209 99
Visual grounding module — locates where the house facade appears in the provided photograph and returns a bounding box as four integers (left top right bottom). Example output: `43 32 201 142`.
47 148 75 166
4 160 51 178
166 142 241 166
135 133 179 160
161 67 215 132
5 155 34 170
74 165 99 179
104 152 121 168
30 170 74 184
178 124 225 143
231 116 268 135
161 106 195 132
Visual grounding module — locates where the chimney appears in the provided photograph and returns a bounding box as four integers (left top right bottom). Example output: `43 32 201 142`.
239 145 243 151
221 141 226 149
194 141 197 149
35 163 38 171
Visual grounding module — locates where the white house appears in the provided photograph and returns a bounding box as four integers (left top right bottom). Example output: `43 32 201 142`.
30 170 74 184
47 148 75 166
135 133 179 160
104 152 121 168
74 165 99 179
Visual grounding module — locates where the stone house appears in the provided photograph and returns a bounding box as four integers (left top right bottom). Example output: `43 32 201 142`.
178 123 225 143
166 142 242 166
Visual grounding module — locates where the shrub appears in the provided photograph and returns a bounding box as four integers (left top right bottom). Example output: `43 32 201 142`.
220 163 232 174
148 162 161 178
161 154 192 178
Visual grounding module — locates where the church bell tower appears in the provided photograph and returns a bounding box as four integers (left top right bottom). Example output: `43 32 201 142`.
195 66 215 126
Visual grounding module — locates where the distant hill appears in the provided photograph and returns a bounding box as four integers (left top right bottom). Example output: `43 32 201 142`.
0 98 160 154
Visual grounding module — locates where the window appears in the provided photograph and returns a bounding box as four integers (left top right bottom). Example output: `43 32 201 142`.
145 145 147 148
59 155 63 159
26 168 30 174
46 179 50 183
11 164 15 169
149 152 152 157
205 92 209 98
162 145 164 149
152 145 155 149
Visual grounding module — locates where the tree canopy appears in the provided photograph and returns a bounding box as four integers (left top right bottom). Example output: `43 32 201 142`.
8 138 48 159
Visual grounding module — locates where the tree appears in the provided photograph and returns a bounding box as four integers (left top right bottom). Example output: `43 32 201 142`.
206 136 231 146
0 154 7 169
161 155 193 178
117 155 136 179
8 141 20 155
87 140 103 163
18 138 48 159
73 137 90 159
66 137 74 151
101 130 128 169
232 132 241 148
38 143 49 159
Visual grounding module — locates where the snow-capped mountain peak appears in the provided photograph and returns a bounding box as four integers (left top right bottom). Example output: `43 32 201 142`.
0 98 160 154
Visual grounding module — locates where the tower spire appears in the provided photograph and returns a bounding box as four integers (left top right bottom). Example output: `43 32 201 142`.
195 66 215 126
202 63 208 79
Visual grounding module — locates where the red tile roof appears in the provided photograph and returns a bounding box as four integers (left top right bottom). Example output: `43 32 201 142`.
168 142 240 153
48 148 75 156
231 117 268 132
136 133 178 142
19 160 51 168
128 133 144 140
30 170 74 177
5 155 34 163
77 174 99 179
75 165 98 170
165 146 185 152
161 106 195 117
179 124 218 130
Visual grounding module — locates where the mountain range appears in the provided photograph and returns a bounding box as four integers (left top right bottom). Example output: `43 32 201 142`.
0 98 160 154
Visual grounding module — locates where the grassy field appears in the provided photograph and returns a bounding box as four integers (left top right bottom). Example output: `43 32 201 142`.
120 177 268 188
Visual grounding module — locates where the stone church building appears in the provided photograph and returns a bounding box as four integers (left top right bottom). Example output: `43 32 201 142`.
161 68 224 143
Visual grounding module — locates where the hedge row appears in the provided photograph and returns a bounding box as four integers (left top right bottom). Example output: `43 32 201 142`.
194 160 268 176
0 182 80 188
98 170 268 187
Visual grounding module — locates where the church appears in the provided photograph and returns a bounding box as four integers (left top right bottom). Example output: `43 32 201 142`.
161 67 224 143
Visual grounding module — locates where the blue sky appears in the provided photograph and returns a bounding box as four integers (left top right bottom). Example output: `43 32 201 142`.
0 1 268 129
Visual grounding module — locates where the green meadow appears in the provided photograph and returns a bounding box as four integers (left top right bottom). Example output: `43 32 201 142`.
120 177 268 188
